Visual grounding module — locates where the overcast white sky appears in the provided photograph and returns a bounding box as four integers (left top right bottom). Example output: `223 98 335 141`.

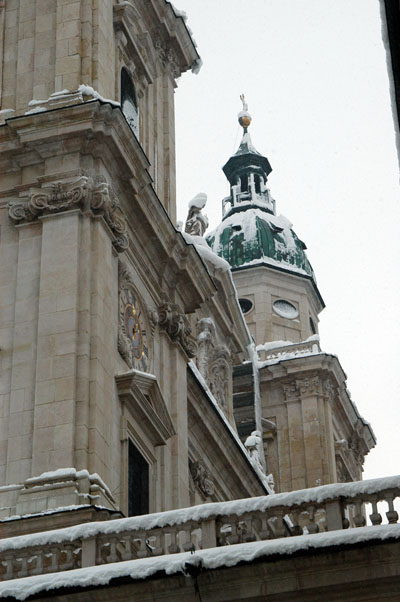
174 0 400 481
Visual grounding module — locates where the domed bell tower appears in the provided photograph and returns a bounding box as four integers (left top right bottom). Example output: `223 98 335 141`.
207 99 375 493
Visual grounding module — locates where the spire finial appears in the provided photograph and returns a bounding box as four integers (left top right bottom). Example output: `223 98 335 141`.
238 94 252 131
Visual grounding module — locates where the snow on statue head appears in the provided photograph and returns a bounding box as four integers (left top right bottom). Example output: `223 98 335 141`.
185 192 209 237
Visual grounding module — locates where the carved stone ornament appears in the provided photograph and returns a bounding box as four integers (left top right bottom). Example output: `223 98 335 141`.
283 382 298 401
322 378 335 402
209 344 230 410
189 459 215 498
118 262 150 371
296 376 321 397
185 193 209 237
8 177 129 253
196 317 215 381
153 36 180 78
157 296 197 358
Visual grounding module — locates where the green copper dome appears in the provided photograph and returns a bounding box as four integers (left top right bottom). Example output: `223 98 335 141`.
206 205 314 278
206 97 315 281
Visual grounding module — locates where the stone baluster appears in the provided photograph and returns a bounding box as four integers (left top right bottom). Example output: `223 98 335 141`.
30 552 43 575
306 505 319 534
369 495 382 526
117 533 134 561
271 508 287 538
259 513 273 540
150 530 164 556
242 514 256 542
289 509 303 536
182 523 195 552
48 546 59 572
352 500 366 527
228 517 240 544
15 554 29 578
1 556 14 580
167 528 180 554
384 492 399 524
135 533 149 558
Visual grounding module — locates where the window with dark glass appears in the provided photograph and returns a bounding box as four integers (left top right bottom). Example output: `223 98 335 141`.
128 439 149 516
240 174 248 192
255 175 261 193
309 317 317 335
121 67 139 138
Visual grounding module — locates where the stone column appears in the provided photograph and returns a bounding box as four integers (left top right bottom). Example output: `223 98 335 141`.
31 210 81 476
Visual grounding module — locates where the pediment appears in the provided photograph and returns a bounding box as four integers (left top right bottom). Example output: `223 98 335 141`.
115 370 175 445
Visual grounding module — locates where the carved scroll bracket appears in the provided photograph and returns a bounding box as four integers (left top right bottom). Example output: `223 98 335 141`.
8 176 129 253
157 295 197 358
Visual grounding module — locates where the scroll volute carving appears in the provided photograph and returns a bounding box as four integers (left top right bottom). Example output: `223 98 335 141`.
8 177 129 253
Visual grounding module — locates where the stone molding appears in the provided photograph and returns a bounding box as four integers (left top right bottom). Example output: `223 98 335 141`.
189 459 215 498
8 176 129 253
157 296 197 358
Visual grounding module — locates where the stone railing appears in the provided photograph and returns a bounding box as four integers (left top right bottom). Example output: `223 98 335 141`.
257 338 321 362
1 476 399 582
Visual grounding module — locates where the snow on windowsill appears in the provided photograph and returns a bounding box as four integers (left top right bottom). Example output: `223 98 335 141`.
2 523 400 600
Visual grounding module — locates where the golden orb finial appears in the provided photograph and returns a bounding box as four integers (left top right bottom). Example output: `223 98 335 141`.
238 94 252 129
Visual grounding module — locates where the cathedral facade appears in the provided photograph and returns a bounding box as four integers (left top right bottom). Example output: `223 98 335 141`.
0 2 398 601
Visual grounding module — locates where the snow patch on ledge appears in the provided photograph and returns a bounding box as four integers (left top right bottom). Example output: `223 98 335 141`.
2 524 400 600
24 468 113 501
182 231 230 272
0 504 115 523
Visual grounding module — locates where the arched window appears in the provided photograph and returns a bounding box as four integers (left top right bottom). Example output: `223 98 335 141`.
254 175 261 193
121 67 139 138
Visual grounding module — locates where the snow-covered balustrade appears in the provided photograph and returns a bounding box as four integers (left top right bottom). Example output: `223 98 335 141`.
1 476 399 582
256 337 321 362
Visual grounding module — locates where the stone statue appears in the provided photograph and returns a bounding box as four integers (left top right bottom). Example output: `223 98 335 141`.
185 192 209 237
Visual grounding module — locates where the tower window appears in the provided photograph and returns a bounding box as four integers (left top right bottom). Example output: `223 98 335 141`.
240 175 248 192
273 299 298 319
309 317 317 334
121 67 139 138
255 175 261 193
128 440 149 516
239 298 253 314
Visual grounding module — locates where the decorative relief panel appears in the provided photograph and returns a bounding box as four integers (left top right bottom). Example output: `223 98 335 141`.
189 459 215 499
196 318 230 411
8 176 129 253
209 345 230 412
118 262 150 371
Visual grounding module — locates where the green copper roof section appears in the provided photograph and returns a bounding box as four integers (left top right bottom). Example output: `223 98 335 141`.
206 206 315 279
